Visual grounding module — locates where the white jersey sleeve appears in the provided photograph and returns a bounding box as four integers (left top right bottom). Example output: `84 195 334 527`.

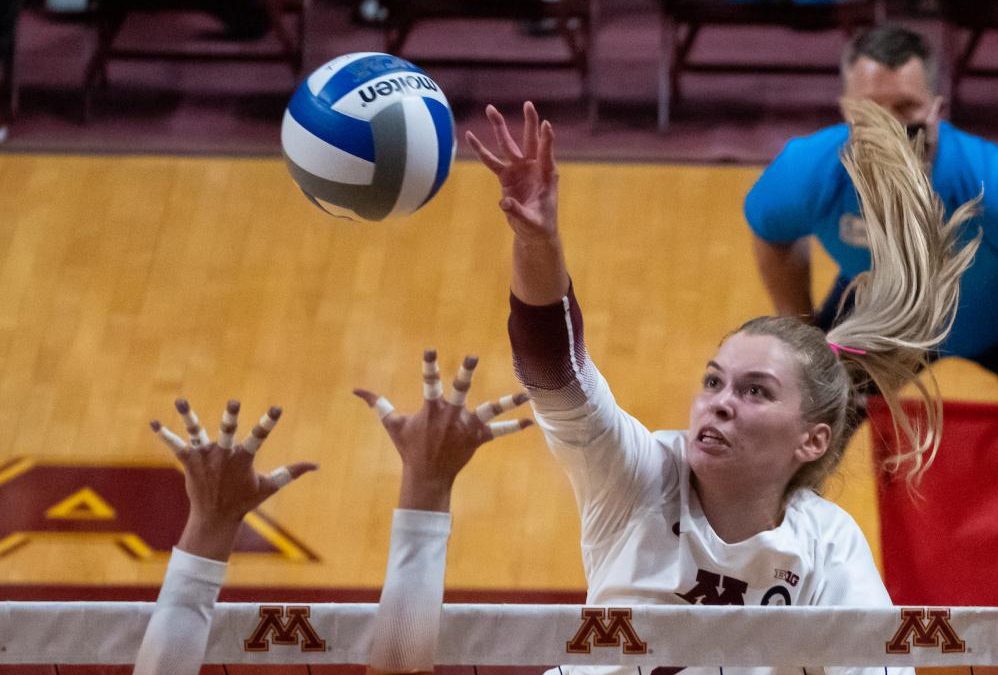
508 287 680 546
133 547 227 675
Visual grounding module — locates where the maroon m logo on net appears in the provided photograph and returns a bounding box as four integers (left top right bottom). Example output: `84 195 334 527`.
566 607 648 655
885 608 966 654
244 605 327 652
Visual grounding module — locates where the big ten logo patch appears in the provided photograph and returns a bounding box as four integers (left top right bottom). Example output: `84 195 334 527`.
566 608 648 655
885 608 966 654
774 569 799 587
0 456 317 560
244 605 328 652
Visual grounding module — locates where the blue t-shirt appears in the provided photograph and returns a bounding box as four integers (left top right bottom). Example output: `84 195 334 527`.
744 121 998 367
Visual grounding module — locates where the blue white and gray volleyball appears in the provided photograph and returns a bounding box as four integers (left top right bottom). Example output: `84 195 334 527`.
281 52 455 222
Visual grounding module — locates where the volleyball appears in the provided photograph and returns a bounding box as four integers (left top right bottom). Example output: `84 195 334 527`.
281 52 455 222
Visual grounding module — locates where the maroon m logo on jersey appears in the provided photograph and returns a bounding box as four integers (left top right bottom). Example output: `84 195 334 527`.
885 608 966 654
244 605 327 652
566 607 648 654
677 569 748 605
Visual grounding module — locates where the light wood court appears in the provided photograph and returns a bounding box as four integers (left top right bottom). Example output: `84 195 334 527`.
1 153 995 592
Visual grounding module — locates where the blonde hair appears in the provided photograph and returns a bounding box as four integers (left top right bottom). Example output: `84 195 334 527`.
742 100 981 494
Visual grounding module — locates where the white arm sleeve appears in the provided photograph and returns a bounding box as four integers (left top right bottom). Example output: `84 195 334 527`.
507 287 679 546
369 508 452 673
133 547 227 675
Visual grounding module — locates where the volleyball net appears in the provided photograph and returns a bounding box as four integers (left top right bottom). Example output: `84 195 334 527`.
2 603 996 667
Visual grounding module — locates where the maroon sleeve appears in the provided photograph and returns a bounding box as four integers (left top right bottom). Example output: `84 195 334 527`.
507 283 589 398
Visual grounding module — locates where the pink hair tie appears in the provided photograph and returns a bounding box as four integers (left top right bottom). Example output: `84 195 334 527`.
827 341 867 357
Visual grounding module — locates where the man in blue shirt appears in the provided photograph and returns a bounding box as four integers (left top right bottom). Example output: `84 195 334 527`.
745 25 997 373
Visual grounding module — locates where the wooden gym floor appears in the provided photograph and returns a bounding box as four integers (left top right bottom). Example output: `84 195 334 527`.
0 153 995 596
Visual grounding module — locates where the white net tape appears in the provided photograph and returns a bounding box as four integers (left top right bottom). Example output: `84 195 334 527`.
1 602 995 666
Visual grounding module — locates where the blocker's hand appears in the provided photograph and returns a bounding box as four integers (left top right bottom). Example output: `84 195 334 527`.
466 101 559 242
354 349 533 512
150 399 317 560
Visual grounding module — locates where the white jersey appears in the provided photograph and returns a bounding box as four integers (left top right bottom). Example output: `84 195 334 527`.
507 288 910 675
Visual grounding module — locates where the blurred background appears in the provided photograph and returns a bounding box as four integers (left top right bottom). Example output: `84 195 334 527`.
3 0 997 160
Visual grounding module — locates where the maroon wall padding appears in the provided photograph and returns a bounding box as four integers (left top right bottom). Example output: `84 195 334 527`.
870 397 998 605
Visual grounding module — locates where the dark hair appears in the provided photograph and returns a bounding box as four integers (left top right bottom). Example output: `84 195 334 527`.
842 24 937 89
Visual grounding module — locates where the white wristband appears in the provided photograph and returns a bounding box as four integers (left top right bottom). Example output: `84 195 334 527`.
368 509 452 672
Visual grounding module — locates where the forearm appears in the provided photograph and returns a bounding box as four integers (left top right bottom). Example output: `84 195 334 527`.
751 235 814 317
133 548 227 675
508 285 623 446
368 509 452 674
508 282 587 399
511 236 570 306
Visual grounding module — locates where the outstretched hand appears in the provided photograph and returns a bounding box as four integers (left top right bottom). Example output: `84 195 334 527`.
150 399 318 560
354 349 533 512
466 102 558 241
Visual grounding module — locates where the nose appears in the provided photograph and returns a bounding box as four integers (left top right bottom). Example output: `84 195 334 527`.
708 388 735 420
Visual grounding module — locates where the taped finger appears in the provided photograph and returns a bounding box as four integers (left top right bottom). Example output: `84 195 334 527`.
269 465 292 489
175 398 211 447
423 349 443 400
241 406 282 455
475 391 531 423
487 419 534 439
446 355 478 407
218 400 240 450
374 396 395 421
150 420 187 455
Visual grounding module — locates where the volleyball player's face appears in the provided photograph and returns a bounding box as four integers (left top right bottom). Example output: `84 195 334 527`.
687 333 813 487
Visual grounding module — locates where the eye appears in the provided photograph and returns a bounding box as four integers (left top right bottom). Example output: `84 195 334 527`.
746 384 770 399
703 374 721 390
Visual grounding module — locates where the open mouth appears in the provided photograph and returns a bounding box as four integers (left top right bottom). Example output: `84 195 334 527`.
696 426 730 447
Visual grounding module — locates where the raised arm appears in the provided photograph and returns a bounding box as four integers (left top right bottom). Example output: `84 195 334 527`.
466 102 568 305
134 400 316 675
356 350 532 675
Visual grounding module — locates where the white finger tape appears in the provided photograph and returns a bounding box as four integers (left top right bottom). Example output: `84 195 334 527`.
375 396 395 421
242 435 263 455
157 426 188 454
488 421 522 438
269 466 292 488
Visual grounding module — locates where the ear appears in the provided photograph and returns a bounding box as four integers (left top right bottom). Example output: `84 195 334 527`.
796 423 831 464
